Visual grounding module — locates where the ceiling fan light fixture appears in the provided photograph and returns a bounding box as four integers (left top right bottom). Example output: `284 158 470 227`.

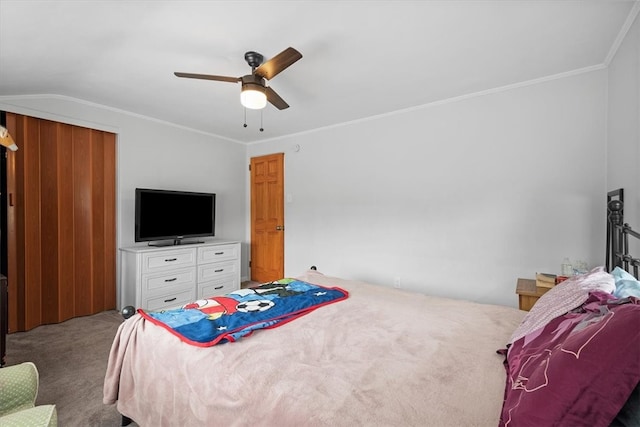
175 47 301 111
240 84 267 110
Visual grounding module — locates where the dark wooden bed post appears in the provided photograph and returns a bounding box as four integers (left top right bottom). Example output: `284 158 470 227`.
607 189 640 279
608 197 624 271
606 188 624 272
621 221 640 278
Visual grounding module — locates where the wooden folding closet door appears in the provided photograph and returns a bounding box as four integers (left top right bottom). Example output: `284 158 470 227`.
5 112 116 332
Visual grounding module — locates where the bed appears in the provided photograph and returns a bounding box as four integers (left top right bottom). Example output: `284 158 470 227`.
104 190 640 426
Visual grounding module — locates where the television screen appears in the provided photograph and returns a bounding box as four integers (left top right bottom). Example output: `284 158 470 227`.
135 188 215 244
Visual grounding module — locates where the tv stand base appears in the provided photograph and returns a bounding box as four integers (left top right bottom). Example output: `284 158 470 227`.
148 239 204 247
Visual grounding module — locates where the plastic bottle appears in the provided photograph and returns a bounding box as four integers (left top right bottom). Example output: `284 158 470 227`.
561 258 573 276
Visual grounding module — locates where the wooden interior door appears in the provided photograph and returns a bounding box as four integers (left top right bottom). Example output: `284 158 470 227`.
250 153 284 282
5 112 116 332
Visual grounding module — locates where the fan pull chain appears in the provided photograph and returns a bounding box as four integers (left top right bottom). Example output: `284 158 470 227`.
242 108 265 132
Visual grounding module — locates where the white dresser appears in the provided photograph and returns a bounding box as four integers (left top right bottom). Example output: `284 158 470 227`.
119 240 241 311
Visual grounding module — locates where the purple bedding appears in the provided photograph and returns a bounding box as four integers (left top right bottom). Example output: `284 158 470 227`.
500 292 640 426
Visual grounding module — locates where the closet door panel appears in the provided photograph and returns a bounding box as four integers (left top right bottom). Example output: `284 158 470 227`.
39 120 60 324
57 123 75 322
91 131 116 311
72 126 93 317
102 133 116 310
22 116 42 331
90 130 105 313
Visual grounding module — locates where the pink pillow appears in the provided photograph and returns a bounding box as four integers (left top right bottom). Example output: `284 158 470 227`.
508 266 614 345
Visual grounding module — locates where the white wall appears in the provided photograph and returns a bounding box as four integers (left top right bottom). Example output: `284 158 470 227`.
2 47 628 310
248 70 607 307
0 96 249 307
607 13 640 242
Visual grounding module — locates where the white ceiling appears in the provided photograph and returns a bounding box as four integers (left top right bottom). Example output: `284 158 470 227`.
0 1 638 143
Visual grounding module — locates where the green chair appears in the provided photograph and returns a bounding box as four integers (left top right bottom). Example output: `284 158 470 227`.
0 362 57 426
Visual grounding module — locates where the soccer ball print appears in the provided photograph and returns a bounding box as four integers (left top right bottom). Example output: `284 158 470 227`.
236 299 275 313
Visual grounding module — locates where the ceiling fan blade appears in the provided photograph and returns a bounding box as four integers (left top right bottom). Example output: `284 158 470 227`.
174 72 240 83
265 87 290 110
254 47 302 80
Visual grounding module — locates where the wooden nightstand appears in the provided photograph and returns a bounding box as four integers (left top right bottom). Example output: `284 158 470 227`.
515 278 551 311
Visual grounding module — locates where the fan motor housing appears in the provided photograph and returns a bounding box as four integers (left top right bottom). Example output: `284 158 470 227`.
241 74 266 87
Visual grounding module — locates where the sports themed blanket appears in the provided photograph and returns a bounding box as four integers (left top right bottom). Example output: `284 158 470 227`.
138 279 349 347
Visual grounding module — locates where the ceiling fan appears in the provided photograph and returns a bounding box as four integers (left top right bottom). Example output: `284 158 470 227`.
174 47 302 110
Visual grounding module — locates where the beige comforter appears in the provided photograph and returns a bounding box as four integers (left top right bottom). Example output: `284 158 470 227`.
104 271 524 426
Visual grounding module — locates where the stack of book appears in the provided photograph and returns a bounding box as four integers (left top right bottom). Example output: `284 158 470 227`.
536 273 557 290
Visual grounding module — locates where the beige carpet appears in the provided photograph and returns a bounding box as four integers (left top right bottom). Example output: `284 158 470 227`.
4 282 260 426
5 310 128 426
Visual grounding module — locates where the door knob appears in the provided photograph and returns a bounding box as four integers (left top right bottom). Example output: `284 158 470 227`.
276 225 284 231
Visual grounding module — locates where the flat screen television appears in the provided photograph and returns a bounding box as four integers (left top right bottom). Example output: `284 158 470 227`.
135 188 216 245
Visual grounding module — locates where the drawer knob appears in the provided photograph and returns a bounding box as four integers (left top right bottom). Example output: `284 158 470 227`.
165 258 177 262
164 277 177 282
214 269 224 273
214 252 224 255
214 285 223 290
164 297 177 303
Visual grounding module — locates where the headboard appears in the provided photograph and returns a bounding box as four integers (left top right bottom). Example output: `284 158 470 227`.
607 188 640 279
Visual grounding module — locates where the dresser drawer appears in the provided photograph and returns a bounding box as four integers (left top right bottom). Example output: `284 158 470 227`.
198 244 239 264
143 288 196 311
142 248 197 273
198 260 238 282
198 276 240 299
143 267 197 293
